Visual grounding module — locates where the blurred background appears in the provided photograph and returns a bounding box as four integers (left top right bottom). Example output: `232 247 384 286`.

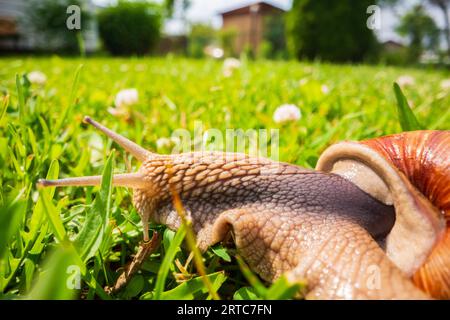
0 0 449 66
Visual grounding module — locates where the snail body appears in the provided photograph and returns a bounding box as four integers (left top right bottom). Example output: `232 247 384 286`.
38 118 449 299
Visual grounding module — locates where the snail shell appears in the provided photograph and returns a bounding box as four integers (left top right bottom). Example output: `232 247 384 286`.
317 130 450 299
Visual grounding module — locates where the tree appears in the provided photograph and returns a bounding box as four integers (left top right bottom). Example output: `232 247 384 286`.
396 4 440 62
164 0 191 33
286 0 378 62
262 14 287 59
427 0 450 53
164 0 191 17
382 0 450 54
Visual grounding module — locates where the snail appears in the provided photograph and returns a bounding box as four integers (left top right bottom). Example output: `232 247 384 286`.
37 117 449 299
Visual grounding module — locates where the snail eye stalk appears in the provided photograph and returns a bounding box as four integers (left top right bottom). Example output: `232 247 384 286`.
37 173 148 189
83 116 154 162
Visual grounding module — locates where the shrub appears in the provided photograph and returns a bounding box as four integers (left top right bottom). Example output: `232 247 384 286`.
98 1 162 55
286 0 378 62
187 24 217 58
218 28 237 57
380 48 410 66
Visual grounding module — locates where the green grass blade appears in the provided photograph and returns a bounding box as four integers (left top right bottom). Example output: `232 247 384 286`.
158 272 227 300
153 223 187 300
393 83 422 131
40 190 67 243
235 255 268 298
265 275 305 300
54 65 83 135
83 270 111 300
0 94 9 124
21 258 36 294
26 244 82 300
233 286 260 300
38 160 67 242
8 147 23 178
76 32 86 58
28 160 59 238
15 74 25 121
74 152 114 262
122 274 145 299
211 245 231 262
0 199 26 259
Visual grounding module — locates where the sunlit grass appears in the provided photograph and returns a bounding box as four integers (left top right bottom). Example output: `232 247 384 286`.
0 56 449 300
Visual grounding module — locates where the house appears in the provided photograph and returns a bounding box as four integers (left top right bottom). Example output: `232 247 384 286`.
220 1 285 55
0 0 98 53
0 0 29 51
382 40 406 53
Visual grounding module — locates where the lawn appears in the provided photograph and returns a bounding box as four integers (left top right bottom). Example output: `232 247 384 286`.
0 56 449 300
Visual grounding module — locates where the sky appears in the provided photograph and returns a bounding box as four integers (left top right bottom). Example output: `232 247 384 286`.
92 0 447 44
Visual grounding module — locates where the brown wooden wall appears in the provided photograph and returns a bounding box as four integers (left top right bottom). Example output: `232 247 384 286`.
221 4 284 55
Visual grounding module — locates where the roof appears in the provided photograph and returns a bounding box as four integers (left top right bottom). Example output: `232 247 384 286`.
220 1 285 17
382 40 406 48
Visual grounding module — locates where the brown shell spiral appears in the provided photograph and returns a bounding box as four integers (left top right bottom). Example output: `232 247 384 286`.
360 130 450 299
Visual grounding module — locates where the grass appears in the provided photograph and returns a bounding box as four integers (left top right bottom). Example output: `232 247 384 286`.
0 56 449 300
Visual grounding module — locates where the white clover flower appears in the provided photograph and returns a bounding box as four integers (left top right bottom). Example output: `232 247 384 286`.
223 57 241 77
27 71 47 85
396 75 415 87
109 88 138 118
224 58 241 70
223 69 233 77
321 84 330 94
204 45 224 59
299 78 308 86
107 106 130 118
440 79 450 90
211 48 224 59
114 88 138 109
273 104 302 123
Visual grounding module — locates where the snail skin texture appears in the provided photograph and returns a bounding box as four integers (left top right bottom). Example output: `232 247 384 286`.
38 117 449 300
